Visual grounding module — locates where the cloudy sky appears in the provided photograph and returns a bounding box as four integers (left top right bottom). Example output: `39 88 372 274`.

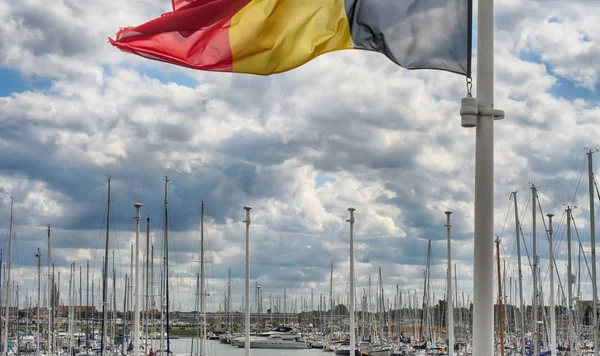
0 0 599 314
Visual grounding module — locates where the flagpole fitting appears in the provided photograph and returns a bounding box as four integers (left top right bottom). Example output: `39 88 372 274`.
493 109 505 120
461 98 505 127
460 96 478 127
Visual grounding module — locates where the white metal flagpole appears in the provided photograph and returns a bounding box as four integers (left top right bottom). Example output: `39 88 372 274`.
462 0 503 353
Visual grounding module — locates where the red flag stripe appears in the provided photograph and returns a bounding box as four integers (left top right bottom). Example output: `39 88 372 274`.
122 0 251 37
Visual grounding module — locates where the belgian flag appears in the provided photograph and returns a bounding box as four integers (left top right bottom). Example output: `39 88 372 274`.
110 0 472 76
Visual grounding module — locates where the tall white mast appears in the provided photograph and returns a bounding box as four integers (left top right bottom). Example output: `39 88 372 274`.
347 208 356 356
68 263 73 356
134 203 143 356
228 268 232 334
36 248 41 356
47 226 52 354
445 211 453 355
566 206 575 353
243 206 252 356
165 177 172 353
200 201 206 356
329 263 333 337
145 216 150 353
512 191 525 352
101 178 111 356
130 243 133 344
547 213 556 356
3 198 13 356
531 184 538 356
587 149 599 353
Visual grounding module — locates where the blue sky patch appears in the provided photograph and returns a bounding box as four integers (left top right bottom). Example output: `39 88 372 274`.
548 16 562 24
517 51 599 105
133 63 199 88
0 67 52 96
315 172 335 188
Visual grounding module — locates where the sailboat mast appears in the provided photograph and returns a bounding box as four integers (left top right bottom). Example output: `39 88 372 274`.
80 266 82 337
192 273 199 356
445 211 454 355
547 213 556 356
587 149 599 353
113 251 117 348
228 268 232 333
419 241 431 342
512 191 525 351
455 266 460 342
368 277 372 338
347 208 356 356
145 216 150 353
531 184 538 356
101 178 111 356
130 244 134 337
378 267 384 339
151 244 154 348
496 238 505 356
86 260 90 350
566 206 575 352
36 248 41 356
243 206 252 356
15 285 19 356
200 201 205 356
329 263 333 337
47 225 52 354
134 202 143 356
3 198 13 355
68 263 73 356
123 274 128 356
164 176 171 354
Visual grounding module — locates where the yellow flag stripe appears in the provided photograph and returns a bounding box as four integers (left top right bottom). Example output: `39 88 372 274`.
229 0 354 75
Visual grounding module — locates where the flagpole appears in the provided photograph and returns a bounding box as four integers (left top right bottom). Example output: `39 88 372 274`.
471 0 497 353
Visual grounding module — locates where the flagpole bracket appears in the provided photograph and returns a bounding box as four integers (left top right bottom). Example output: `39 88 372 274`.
461 98 505 127
493 109 505 121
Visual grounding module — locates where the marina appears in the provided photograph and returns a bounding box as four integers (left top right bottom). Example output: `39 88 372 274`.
1 167 600 356
0 0 599 353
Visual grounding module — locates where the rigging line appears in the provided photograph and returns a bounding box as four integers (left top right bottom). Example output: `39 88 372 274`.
187 202 204 311
515 190 533 282
108 196 126 287
571 215 593 284
91 194 108 278
568 154 587 207
518 224 534 277
204 212 216 313
519 189 531 232
499 192 514 239
165 195 182 311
